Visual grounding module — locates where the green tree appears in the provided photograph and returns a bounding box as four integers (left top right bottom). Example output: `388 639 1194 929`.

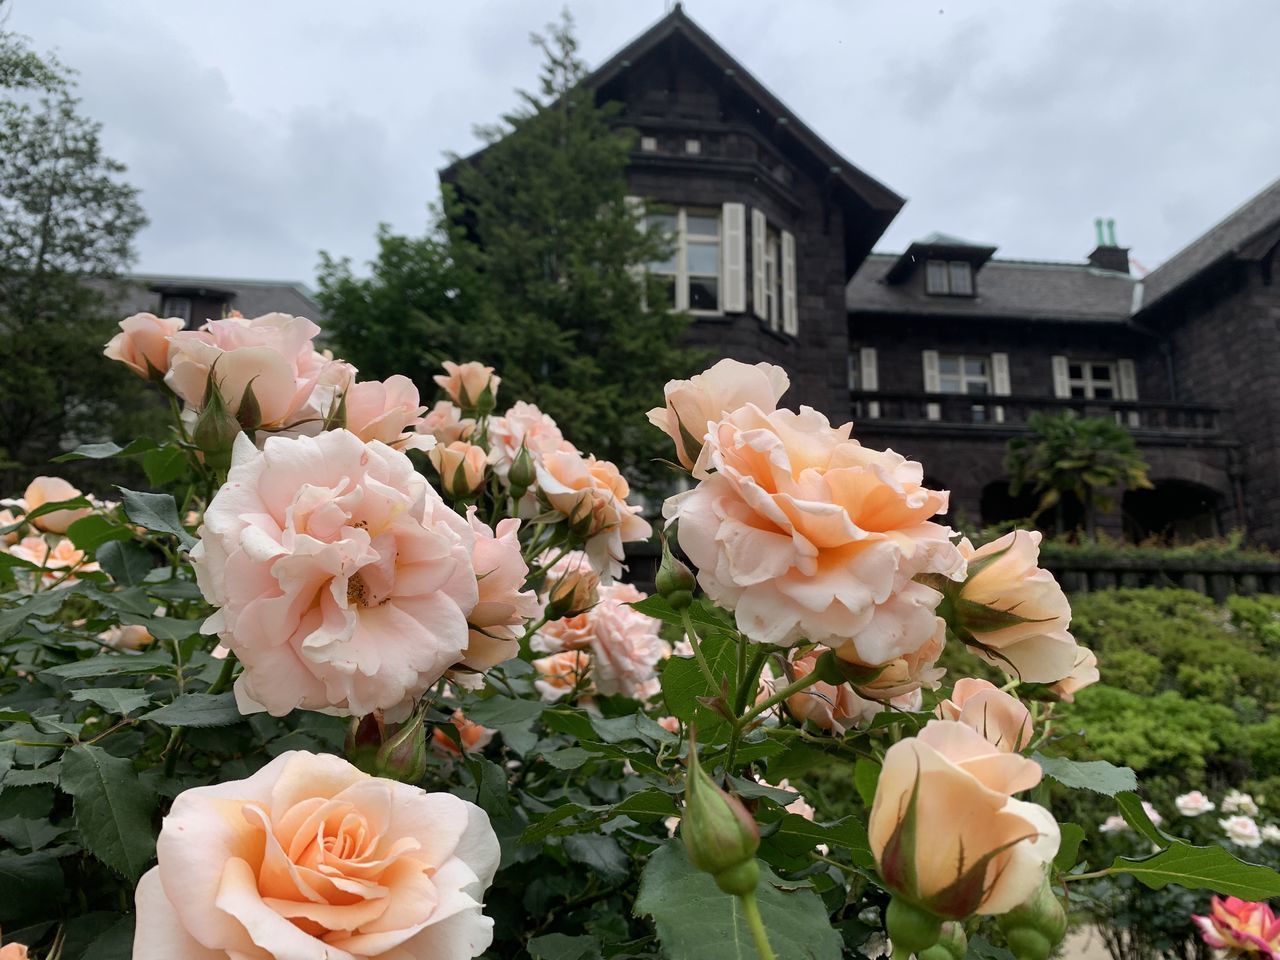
1005 411 1151 538
320 13 700 487
0 6 149 472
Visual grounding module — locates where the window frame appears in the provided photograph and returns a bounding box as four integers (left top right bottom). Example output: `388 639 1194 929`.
1067 360 1118 400
162 296 193 326
936 353 992 395
646 207 722 315
925 259 976 297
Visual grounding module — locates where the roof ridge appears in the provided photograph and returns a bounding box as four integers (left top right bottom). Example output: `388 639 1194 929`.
126 272 316 294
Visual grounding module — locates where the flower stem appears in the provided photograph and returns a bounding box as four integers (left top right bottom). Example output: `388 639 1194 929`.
739 889 777 960
206 652 238 696
737 669 823 729
680 608 719 692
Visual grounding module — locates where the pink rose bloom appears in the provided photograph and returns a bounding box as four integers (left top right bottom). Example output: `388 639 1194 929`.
98 623 155 652
1049 646 1099 702
785 647 936 731
956 531 1082 683
532 650 592 702
1195 897 1280 957
10 535 99 587
936 677 1034 752
870 720 1059 918
0 940 28 959
461 511 539 672
345 375 433 451
430 442 488 499
657 715 681 734
22 476 91 533
648 359 791 469
488 401 576 478
434 361 499 410
666 404 963 663
432 709 497 757
0 508 19 545
133 750 499 960
104 312 185 380
1221 815 1264 848
192 431 480 721
536 450 651 581
166 313 353 430
1175 791 1216 817
416 401 477 446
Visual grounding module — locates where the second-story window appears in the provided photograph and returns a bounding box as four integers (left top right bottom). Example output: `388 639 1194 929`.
762 227 781 327
925 260 974 296
162 296 193 326
937 354 990 394
646 207 721 313
1068 361 1116 399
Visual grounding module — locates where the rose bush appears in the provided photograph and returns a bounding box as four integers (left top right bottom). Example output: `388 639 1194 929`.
0 315 1273 960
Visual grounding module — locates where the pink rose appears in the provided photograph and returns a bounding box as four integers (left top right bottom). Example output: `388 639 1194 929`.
785 651 869 731
956 531 1082 683
461 512 539 672
532 650 592 702
434 361 499 411
487 401 576 479
0 508 18 545
21 476 91 533
432 709 496 757
430 442 488 499
133 750 499 960
416 401 477 446
870 720 1059 918
666 404 963 664
1195 897 1280 957
104 312 185 380
193 431 480 720
544 550 600 621
648 359 791 469
785 645 938 731
345 375 432 450
10 535 99 587
535 450 651 581
1049 646 1099 702
936 677 1033 752
0 940 28 959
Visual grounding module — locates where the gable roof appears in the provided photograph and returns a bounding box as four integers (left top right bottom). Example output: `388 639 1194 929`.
116 274 324 322
1141 176 1280 310
848 253 1138 324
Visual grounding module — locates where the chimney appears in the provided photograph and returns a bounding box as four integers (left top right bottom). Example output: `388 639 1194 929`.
1087 217 1130 274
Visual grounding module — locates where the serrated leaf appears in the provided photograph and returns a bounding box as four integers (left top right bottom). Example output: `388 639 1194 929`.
54 439 157 462
118 488 195 549
563 833 629 883
465 695 545 728
59 745 156 880
635 843 842 960
142 446 189 487
542 747 592 770
520 803 588 845
19 497 94 526
1055 822 1085 872
0 815 66 851
95 539 154 586
467 757 512 818
590 713 677 746
611 788 678 822
0 851 63 922
144 693 242 727
659 631 738 743
0 586 83 641
1115 791 1171 847
65 515 131 553
1112 841 1280 899
40 651 172 681
854 758 881 808
1033 754 1137 796
70 688 153 716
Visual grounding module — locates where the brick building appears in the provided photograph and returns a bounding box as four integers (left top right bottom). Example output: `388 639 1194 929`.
567 5 1280 544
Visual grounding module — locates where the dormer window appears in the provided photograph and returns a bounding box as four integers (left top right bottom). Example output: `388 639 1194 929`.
925 260 974 296
162 296 192 325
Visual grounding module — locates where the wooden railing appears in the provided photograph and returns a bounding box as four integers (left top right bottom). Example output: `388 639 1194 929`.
849 391 1222 437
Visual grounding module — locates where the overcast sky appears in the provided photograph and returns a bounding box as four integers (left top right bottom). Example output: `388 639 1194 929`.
9 1 1280 284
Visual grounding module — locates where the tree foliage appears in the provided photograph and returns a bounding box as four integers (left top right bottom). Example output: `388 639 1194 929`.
0 6 149 471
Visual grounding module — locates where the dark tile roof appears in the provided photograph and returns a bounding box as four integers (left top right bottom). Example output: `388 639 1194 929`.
1141 176 1280 309
115 274 325 323
847 254 1138 324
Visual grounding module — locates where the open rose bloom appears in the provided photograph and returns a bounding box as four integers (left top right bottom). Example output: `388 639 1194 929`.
134 751 499 959
1195 897 1280 958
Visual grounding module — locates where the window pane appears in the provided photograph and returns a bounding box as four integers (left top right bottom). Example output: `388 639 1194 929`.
964 357 987 377
647 213 676 236
971 404 988 422
1068 363 1084 379
938 355 960 375
686 213 719 237
848 354 860 390
965 381 990 396
1070 386 1086 399
1091 364 1113 382
689 277 719 311
1093 386 1115 400
649 252 678 274
926 261 948 294
687 242 720 277
948 262 973 295
939 375 962 394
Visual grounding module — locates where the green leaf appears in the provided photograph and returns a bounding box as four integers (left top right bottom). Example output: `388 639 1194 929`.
54 439 157 462
589 713 677 746
853 758 881 808
528 933 602 960
144 693 243 728
541 747 592 770
659 631 739 743
0 815 67 851
142 445 190 487
59 745 156 880
0 851 63 922
635 843 843 960
465 695 545 728
0 586 83 641
1033 754 1137 796
40 651 172 681
118 488 195 549
467 757 513 819
765 814 874 869
1115 791 1170 847
1112 841 1280 900
766 742 826 783
65 514 131 552
95 539 154 586
1055 822 1085 872
520 803 588 844
611 788 679 822
563 833 629 883
70 688 153 716
19 496 94 526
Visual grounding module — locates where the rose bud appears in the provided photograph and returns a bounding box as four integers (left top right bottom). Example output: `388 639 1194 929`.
681 736 760 896
656 537 696 610
433 360 500 415
545 562 600 622
429 441 488 499
375 711 429 784
996 875 1068 960
508 443 537 497
192 376 243 473
919 921 968 960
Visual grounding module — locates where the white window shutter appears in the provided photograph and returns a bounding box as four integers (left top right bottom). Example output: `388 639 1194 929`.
922 350 941 393
1117 358 1139 400
860 347 879 391
991 352 1011 396
751 208 767 320
721 202 746 313
1051 356 1071 398
781 230 798 335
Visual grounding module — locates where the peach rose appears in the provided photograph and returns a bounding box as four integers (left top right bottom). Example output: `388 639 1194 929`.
0 939 28 959
22 476 91 533
346 375 433 451
430 442 488 499
785 651 868 731
416 401 476 446
433 361 499 411
432 710 496 757
535 450 651 581
544 551 600 621
532 650 592 702
166 313 353 431
461 512 539 672
487 401 576 479
193 431 480 721
10 535 99 587
1049 646 1099 702
666 404 964 664
936 678 1033 752
870 720 1058 918
98 623 155 652
955 531 1081 683
648 359 791 469
785 646 936 731
0 508 18 545
104 312 185 380
133 750 499 960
